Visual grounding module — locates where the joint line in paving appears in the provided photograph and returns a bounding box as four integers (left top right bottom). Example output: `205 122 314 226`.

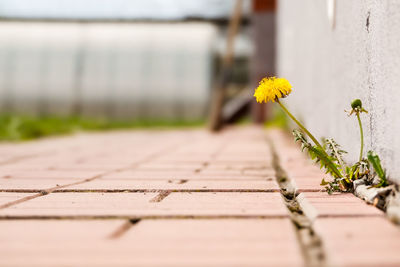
108 218 141 239
0 214 289 220
149 190 171 202
0 189 282 193
267 135 327 267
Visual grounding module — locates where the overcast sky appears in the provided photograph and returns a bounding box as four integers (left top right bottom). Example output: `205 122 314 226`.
0 0 250 20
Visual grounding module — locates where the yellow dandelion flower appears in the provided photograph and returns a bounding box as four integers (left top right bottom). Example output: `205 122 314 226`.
252 76 342 180
253 77 292 103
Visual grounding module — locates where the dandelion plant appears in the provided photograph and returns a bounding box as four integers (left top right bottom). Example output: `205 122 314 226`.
254 77 342 180
367 150 388 187
254 78 327 155
253 77 390 194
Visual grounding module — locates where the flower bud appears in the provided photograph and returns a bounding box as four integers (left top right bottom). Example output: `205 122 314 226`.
351 99 362 109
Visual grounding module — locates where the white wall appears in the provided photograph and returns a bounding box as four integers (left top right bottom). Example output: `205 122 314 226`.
277 0 400 183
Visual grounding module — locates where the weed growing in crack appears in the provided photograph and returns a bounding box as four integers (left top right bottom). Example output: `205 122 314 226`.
367 150 388 187
254 77 390 194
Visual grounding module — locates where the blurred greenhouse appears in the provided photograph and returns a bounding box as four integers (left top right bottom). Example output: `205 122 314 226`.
0 0 255 120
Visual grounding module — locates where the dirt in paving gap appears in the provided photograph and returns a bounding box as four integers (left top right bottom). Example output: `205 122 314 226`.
267 137 327 267
108 219 141 239
149 190 171 203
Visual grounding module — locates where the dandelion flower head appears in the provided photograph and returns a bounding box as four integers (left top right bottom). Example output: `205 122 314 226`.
253 77 292 103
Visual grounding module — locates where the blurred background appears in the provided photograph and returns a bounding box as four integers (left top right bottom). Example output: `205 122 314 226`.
0 0 276 140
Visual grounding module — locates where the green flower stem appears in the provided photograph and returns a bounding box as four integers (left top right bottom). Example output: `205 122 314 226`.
277 99 324 150
356 113 364 161
277 100 343 178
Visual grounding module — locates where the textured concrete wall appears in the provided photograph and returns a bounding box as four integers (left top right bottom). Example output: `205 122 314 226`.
277 0 400 183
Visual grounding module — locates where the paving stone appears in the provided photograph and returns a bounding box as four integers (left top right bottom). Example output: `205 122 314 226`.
155 192 287 216
286 165 325 191
136 163 205 171
118 219 303 266
215 155 271 162
0 170 103 180
0 163 55 171
198 169 274 177
0 192 288 217
192 174 275 180
0 219 302 267
0 192 157 216
302 192 383 217
0 192 36 206
63 178 280 191
165 157 215 164
292 176 325 191
0 220 124 241
0 161 126 172
0 178 80 190
101 170 273 181
101 170 200 180
0 220 128 266
314 217 400 266
204 162 272 169
47 164 126 171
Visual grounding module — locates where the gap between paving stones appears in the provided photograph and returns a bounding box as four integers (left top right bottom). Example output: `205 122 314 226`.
267 137 327 267
0 215 288 220
0 213 381 221
108 218 141 239
149 191 171 202
0 189 282 193
0 188 322 193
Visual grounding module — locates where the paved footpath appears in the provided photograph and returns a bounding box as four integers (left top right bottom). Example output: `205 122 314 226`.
0 126 399 266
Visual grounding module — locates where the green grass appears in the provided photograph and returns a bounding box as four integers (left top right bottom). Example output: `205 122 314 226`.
0 114 205 141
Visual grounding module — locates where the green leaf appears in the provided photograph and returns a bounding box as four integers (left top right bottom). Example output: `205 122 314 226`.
367 150 388 186
320 178 329 185
324 138 347 169
293 130 343 180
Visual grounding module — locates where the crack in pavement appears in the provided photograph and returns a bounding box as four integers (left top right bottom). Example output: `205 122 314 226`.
0 189 282 193
0 215 289 220
267 136 327 267
149 190 171 202
108 218 141 239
